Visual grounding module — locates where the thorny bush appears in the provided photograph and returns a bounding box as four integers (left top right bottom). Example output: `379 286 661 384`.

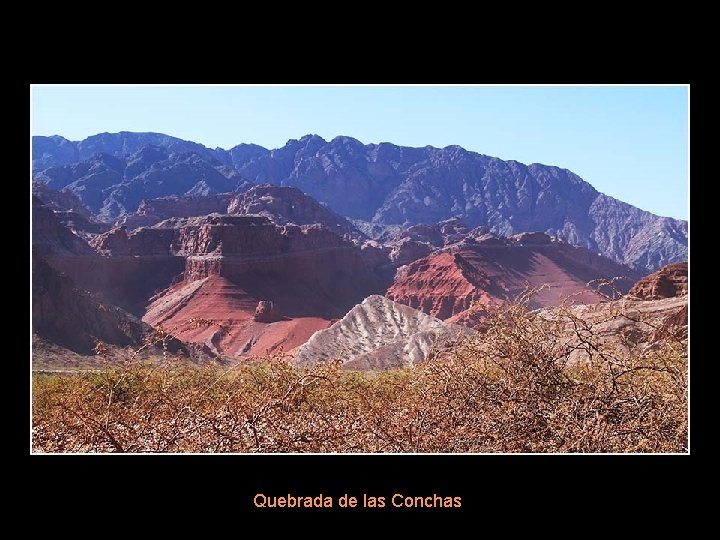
33 290 687 453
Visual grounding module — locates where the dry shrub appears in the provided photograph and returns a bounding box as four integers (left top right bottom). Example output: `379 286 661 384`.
416 289 688 452
32 291 687 453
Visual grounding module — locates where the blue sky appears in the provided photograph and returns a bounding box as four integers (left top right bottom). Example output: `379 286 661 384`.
31 85 689 220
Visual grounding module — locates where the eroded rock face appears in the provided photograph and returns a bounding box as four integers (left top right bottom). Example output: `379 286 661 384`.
296 295 471 370
510 232 552 244
402 218 470 247
113 185 366 242
387 233 640 323
32 185 109 236
254 301 282 323
32 182 91 218
387 219 481 267
537 295 688 362
629 262 688 300
32 197 94 256
389 238 433 266
63 215 392 320
116 194 235 230
652 303 688 342
131 216 394 356
34 205 394 358
227 184 360 237
32 252 150 354
93 215 365 260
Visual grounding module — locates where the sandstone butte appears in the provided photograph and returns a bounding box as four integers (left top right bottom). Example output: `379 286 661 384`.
36 202 393 358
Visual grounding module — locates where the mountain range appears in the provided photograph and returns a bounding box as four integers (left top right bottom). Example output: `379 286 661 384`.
33 131 687 271
31 131 688 367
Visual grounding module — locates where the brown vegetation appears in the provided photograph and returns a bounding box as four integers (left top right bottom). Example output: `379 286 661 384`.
32 291 687 453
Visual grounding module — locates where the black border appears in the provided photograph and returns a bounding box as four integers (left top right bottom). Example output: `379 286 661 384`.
23 75 698 520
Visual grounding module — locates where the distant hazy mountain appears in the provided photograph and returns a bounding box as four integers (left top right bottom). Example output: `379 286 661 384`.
33 145 247 218
32 132 687 270
33 132 217 170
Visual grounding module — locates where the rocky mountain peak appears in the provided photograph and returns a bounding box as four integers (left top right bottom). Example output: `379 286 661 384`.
33 131 688 271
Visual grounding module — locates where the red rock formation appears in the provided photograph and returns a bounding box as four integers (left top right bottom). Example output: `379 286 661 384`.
94 216 355 258
254 301 282 323
142 276 335 357
128 215 395 356
32 182 92 218
33 251 150 355
32 197 96 257
34 195 184 316
227 184 359 237
33 184 109 238
45 213 393 325
387 235 639 324
45 254 185 316
90 225 177 255
651 304 688 342
45 211 392 326
629 262 688 300
402 223 445 247
387 251 500 320
33 217 182 315
385 220 509 268
116 194 234 230
115 185 363 240
389 238 433 266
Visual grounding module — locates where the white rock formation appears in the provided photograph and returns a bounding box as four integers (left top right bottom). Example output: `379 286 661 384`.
296 295 470 370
